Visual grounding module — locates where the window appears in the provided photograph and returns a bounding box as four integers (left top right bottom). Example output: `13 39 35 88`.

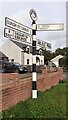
26 46 30 54
27 59 29 64
41 60 43 64
39 49 42 55
9 30 10 33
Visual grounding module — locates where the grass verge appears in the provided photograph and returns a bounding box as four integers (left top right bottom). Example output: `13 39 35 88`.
2 82 67 119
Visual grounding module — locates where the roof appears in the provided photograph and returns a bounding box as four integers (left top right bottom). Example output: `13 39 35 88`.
0 51 8 58
11 40 41 55
51 55 64 62
11 40 32 52
11 40 29 48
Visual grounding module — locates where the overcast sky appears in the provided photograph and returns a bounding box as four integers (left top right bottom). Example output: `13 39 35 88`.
0 1 67 52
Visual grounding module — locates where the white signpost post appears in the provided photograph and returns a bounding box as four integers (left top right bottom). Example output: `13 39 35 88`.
29 9 38 98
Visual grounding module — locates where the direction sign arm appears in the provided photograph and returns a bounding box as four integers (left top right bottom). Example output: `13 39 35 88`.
37 23 64 31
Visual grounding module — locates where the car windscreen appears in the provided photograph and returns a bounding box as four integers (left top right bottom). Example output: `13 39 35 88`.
14 63 23 68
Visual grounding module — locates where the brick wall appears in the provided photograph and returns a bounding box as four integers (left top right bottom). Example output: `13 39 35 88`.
0 67 63 111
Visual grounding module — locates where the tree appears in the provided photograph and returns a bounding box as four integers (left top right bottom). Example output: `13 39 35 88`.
42 49 55 64
43 47 68 66
55 48 65 55
55 47 68 67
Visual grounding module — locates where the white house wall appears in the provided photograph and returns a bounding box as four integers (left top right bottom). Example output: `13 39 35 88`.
51 55 64 67
22 53 44 65
1 40 44 65
36 55 44 65
1 40 22 64
52 61 59 67
23 52 32 65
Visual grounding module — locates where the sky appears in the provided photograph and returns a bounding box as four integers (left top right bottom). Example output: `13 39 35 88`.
0 0 67 52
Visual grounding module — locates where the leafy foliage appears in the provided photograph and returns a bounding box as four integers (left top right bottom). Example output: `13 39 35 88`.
43 47 68 67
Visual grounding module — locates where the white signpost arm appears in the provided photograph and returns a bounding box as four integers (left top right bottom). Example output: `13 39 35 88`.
37 23 64 31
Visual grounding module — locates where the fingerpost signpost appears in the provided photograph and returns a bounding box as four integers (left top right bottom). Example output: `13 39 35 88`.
4 9 64 99
29 9 64 99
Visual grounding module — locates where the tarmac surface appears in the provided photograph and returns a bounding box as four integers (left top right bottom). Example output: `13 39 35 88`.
0 71 67 84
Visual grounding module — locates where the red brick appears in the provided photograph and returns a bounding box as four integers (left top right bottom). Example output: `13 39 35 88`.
1 68 63 111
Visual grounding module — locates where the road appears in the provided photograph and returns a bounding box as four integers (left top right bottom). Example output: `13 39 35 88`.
1 71 67 84
1 72 42 84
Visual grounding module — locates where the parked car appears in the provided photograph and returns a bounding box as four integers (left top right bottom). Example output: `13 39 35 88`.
52 63 56 67
62 66 68 72
51 62 57 72
0 61 28 73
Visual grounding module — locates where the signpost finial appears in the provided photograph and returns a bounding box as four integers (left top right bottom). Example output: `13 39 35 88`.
29 9 37 21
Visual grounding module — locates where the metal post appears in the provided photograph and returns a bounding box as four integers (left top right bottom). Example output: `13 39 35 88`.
32 20 37 98
29 9 38 98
